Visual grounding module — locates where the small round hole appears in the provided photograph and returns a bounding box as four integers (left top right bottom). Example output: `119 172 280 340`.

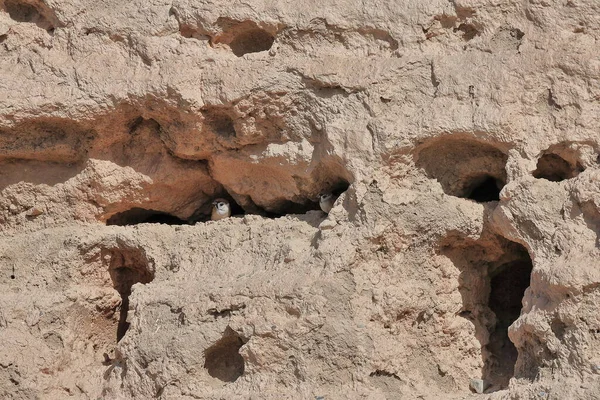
10 275 15 279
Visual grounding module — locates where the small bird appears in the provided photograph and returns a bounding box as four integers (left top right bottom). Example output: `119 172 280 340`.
211 198 231 221
319 193 336 214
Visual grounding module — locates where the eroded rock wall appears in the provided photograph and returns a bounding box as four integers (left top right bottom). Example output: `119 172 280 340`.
1 0 600 399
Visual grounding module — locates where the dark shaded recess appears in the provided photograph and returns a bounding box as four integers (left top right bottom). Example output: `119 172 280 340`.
444 237 533 392
533 153 582 182
229 28 274 57
263 199 320 218
467 175 502 202
242 176 349 217
511 28 524 40
369 370 401 380
202 107 236 138
455 23 480 41
3 0 55 31
108 250 154 342
328 180 350 198
415 137 507 203
486 258 533 390
204 327 246 382
107 208 188 226
187 195 245 223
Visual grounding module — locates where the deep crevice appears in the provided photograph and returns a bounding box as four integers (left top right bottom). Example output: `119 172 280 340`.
441 234 532 392
369 370 401 380
107 208 188 226
415 137 507 202
103 245 154 342
204 327 246 382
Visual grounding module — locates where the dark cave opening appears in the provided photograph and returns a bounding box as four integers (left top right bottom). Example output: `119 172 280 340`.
485 258 533 390
442 236 533 393
415 137 508 203
106 208 188 226
467 175 502 202
229 27 274 57
3 0 56 31
204 327 246 382
533 153 583 182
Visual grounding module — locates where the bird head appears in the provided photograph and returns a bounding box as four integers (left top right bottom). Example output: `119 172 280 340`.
319 193 333 202
212 198 230 213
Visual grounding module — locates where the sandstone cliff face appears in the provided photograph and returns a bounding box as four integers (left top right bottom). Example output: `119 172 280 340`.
1 0 600 399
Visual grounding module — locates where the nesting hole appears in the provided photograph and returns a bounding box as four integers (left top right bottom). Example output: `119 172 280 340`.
204 327 246 382
201 107 236 138
2 0 56 31
415 137 507 202
487 258 532 388
269 177 350 216
105 246 154 342
229 28 274 57
533 145 585 182
466 175 502 202
106 208 188 226
454 23 481 41
441 235 532 392
214 19 275 57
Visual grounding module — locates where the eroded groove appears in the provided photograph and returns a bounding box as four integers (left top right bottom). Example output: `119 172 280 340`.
0 101 354 225
279 18 398 56
0 118 95 163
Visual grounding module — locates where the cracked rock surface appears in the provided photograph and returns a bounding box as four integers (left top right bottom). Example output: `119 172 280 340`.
1 0 600 399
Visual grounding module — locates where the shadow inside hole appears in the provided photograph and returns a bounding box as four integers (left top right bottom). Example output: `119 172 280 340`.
467 175 502 202
263 199 321 218
229 28 274 56
442 237 532 392
532 153 582 182
486 259 533 390
455 23 480 41
262 179 350 217
415 137 508 203
187 195 245 223
202 108 236 138
106 208 188 226
106 249 154 342
3 0 55 31
204 327 246 382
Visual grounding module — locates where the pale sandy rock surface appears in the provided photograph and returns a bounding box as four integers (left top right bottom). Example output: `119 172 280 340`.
1 0 600 399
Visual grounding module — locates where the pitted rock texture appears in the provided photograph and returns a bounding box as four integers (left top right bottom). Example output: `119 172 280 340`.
1 0 600 399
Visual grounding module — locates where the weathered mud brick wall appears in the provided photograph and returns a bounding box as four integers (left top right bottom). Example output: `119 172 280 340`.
1 0 600 399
